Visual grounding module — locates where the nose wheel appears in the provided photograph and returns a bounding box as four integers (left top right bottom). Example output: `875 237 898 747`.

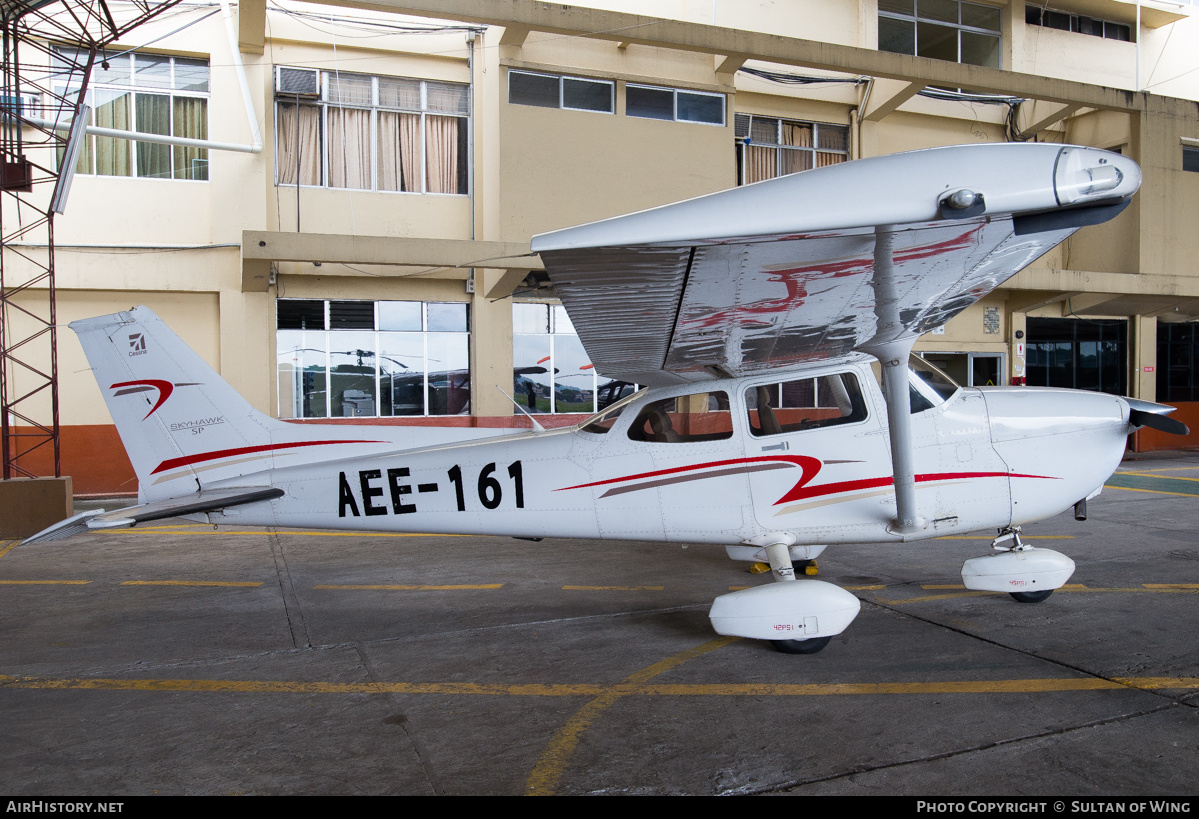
771 636 832 654
1010 589 1054 603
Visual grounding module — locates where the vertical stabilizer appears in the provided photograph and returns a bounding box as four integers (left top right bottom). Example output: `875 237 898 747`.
70 307 281 500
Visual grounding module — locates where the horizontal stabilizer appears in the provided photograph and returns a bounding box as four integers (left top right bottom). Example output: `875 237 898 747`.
21 510 108 546
21 487 284 545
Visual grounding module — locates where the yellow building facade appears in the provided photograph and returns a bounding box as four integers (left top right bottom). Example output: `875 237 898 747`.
13 0 1199 493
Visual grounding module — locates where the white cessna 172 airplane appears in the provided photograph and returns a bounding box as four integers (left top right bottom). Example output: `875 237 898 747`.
26 142 1189 654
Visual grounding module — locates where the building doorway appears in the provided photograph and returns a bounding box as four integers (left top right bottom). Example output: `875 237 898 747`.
1026 318 1127 395
919 352 1004 387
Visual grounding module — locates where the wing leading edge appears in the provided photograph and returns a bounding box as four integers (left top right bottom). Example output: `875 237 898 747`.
531 143 1140 386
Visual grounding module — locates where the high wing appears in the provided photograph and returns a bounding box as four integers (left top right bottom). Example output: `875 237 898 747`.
531 143 1140 386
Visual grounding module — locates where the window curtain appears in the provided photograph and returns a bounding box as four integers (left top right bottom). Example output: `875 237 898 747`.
425 115 459 194
781 122 813 147
377 111 421 192
173 97 208 180
745 144 776 184
328 106 371 189
277 102 321 186
93 90 131 176
816 152 845 168
135 93 171 179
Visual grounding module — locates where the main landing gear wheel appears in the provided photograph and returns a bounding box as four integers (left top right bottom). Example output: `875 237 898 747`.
1010 589 1053 603
770 636 832 654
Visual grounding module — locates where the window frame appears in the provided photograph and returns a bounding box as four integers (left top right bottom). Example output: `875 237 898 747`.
625 82 726 126
507 69 615 114
276 298 471 419
878 0 1003 68
273 68 470 195
54 48 211 181
743 372 870 437
735 114 850 185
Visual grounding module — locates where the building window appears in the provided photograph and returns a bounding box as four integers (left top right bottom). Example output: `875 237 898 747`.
1157 323 1199 402
512 303 636 415
1025 7 1132 41
275 70 468 194
508 70 614 113
276 299 470 419
626 84 725 125
735 114 849 185
1184 146 1199 173
54 48 209 180
1026 318 1127 395
878 0 1002 68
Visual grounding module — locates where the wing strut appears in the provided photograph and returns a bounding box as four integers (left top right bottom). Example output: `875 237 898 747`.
862 227 927 536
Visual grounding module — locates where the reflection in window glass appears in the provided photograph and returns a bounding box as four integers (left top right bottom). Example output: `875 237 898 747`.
276 330 328 418
512 303 633 414
277 299 469 418
379 333 424 415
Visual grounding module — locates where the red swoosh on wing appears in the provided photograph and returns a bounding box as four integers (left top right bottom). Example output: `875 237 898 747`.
151 440 385 475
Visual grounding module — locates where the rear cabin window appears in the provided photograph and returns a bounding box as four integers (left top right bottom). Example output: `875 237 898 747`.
745 373 867 436
628 391 733 443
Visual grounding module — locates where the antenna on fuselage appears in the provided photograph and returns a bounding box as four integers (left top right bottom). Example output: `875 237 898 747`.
496 386 547 433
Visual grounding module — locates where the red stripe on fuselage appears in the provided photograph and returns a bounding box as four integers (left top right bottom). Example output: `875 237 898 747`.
773 471 1059 505
150 440 385 475
555 455 823 493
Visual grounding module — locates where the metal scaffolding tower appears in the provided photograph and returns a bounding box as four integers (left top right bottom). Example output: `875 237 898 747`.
0 0 180 478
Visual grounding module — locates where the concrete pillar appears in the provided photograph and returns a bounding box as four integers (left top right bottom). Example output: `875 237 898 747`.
471 269 513 424
1009 311 1028 384
1133 314 1157 401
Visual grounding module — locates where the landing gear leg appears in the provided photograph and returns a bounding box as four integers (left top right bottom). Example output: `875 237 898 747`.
764 543 832 654
992 526 1054 603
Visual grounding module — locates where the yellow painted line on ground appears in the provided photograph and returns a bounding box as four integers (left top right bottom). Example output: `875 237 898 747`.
877 585 1180 604
0 540 20 560
1103 485 1197 498
561 585 664 591
313 583 502 591
120 580 263 587
525 635 739 796
1119 465 1199 473
1144 583 1199 589
920 583 1088 591
1119 471 1199 483
2 673 1195 697
0 579 90 585
845 585 886 590
124 526 466 538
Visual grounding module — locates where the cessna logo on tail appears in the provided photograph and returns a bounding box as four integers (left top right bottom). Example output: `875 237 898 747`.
128 333 147 356
110 379 201 420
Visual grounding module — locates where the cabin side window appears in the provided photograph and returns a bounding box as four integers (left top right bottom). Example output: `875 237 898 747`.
745 373 867 436
628 391 733 443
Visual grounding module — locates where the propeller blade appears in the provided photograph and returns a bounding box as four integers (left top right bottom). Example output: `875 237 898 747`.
1129 408 1190 436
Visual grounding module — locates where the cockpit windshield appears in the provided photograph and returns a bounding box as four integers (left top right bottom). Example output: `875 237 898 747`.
578 388 645 434
908 354 960 412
